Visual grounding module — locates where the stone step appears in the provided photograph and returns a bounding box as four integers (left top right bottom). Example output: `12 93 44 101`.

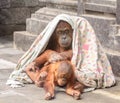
32 7 77 20
26 18 49 35
107 25 120 52
82 14 116 49
86 0 116 6
13 31 37 51
82 14 116 34
46 0 77 12
0 0 46 8
31 13 54 21
85 2 116 14
104 48 120 77
35 7 77 15
109 25 120 37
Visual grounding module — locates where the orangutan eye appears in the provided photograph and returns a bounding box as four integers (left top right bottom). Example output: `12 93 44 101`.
65 30 69 34
57 30 62 35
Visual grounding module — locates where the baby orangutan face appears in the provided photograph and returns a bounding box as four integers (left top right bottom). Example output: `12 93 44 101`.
55 61 73 86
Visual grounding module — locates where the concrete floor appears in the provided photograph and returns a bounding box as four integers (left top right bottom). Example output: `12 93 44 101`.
0 36 120 103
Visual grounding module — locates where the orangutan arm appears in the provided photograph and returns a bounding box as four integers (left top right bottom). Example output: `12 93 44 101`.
59 50 72 60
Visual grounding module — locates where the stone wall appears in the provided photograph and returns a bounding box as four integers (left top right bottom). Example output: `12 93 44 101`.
0 0 45 36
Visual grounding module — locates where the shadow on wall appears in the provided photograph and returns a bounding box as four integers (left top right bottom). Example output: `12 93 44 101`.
0 0 46 36
0 9 11 24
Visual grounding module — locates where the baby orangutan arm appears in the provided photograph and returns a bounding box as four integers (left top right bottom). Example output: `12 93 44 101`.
25 64 49 87
44 71 55 100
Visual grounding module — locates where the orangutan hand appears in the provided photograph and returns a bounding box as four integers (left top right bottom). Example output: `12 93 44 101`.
25 62 39 72
44 52 67 65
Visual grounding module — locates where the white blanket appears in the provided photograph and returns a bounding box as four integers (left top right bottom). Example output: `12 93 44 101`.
6 14 116 89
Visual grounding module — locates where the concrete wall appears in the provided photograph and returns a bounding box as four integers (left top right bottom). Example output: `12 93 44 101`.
0 0 45 36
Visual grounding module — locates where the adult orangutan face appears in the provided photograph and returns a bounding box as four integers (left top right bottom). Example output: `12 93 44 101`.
55 20 73 49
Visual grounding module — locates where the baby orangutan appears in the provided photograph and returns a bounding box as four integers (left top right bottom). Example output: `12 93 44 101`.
25 61 84 100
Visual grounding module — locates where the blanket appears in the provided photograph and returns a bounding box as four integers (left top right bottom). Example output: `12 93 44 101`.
6 14 116 89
